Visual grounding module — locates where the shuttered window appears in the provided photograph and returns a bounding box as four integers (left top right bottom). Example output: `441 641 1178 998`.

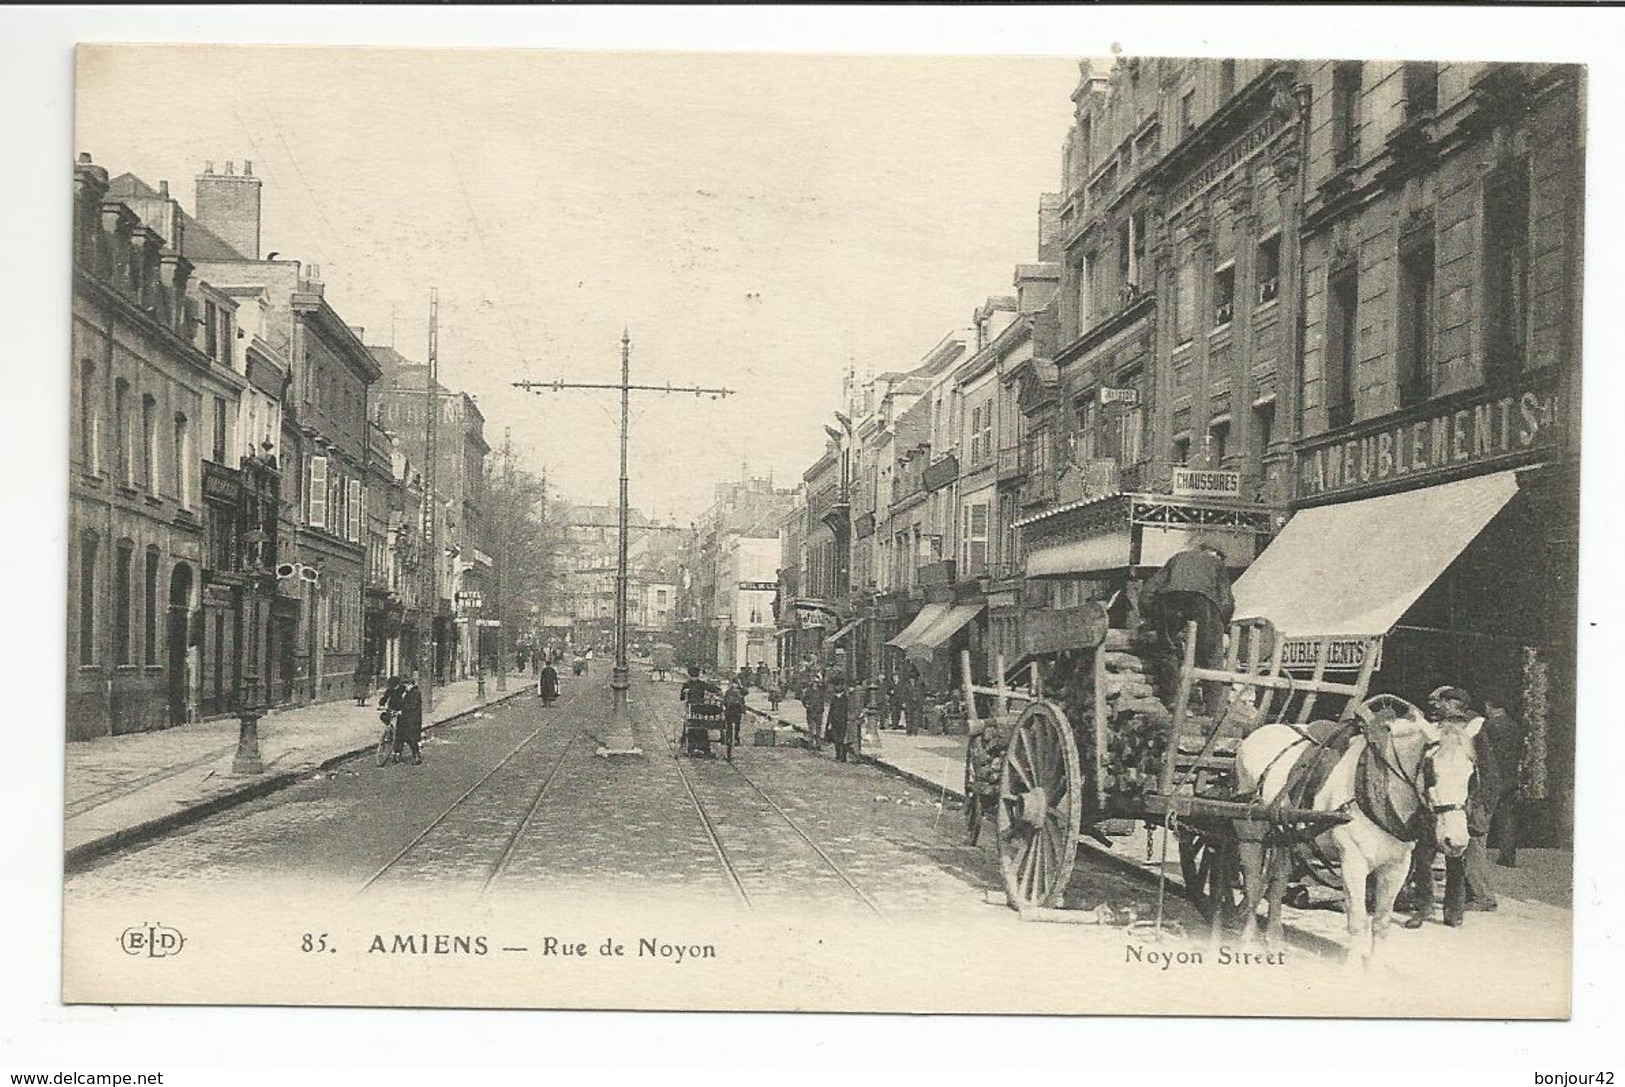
348 479 362 542
308 455 328 528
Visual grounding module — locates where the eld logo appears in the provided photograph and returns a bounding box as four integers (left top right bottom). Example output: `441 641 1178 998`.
120 923 185 958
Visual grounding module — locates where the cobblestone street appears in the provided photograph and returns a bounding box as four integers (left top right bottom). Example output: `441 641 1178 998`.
65 668 1214 945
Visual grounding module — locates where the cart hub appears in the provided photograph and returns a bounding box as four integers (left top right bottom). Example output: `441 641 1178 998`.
1019 786 1049 829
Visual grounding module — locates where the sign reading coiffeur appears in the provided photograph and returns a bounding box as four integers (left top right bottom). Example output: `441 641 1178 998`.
1297 380 1562 501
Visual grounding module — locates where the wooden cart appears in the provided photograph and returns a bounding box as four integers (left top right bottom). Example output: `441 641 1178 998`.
962 606 1383 929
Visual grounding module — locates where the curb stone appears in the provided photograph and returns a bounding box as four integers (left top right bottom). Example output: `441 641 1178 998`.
64 686 533 873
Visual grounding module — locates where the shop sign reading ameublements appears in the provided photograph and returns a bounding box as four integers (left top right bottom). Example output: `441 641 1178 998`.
1296 380 1561 501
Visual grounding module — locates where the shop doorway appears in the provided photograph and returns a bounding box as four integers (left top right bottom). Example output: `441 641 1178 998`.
166 563 193 726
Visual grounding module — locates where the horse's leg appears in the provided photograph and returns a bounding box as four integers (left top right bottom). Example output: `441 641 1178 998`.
1369 849 1410 954
1337 835 1373 968
1238 836 1265 944
1264 845 1293 949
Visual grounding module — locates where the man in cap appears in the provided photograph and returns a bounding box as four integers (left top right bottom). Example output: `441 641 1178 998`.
1141 539 1235 713
1402 685 1497 928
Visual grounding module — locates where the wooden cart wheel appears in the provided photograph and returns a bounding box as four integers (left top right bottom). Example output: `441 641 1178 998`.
963 741 984 846
996 700 1083 910
1176 826 1245 924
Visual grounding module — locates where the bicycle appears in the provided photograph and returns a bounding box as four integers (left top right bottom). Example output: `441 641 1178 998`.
376 709 398 767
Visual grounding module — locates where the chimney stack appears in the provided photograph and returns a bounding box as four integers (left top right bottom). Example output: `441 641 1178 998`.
195 157 262 259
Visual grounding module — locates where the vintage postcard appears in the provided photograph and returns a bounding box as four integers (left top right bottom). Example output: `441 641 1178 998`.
64 43 1580 1017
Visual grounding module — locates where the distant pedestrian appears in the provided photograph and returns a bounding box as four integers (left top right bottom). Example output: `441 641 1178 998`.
390 673 425 765
903 672 925 736
723 679 747 746
352 660 372 706
885 672 904 731
756 661 770 692
537 660 559 705
802 674 826 749
825 674 852 762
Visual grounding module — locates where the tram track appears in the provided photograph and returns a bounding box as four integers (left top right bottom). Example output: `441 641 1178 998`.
648 701 883 918
357 682 592 895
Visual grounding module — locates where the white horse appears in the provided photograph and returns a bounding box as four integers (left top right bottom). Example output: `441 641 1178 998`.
1232 694 1480 965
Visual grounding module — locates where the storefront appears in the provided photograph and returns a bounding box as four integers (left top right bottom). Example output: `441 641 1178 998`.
1017 491 1275 627
1234 374 1576 844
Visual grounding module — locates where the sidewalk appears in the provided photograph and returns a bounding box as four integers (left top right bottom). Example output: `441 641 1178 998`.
65 673 532 869
745 691 1572 953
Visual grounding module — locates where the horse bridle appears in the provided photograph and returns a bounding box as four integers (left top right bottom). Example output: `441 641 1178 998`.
1377 735 1465 815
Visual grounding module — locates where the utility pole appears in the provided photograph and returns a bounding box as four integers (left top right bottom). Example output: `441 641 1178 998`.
420 288 439 712
494 426 512 692
514 329 732 757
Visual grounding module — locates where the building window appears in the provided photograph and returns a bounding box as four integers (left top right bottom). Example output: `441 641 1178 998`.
1207 418 1231 468
141 394 157 492
962 502 989 577
1175 260 1197 344
1256 235 1281 306
1484 158 1530 387
1332 61 1362 166
212 397 228 463
79 360 98 474
1397 225 1437 408
114 378 130 485
1130 209 1147 291
79 532 98 665
1180 90 1196 138
1403 61 1439 120
1077 251 1097 332
115 541 133 666
174 413 190 507
1219 59 1237 101
308 454 328 528
204 301 218 359
1253 399 1276 456
1326 264 1359 429
1213 263 1236 328
144 546 160 666
1172 435 1192 467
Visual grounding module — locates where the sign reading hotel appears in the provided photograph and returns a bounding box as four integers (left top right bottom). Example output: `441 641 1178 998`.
1297 381 1562 501
1172 467 1241 498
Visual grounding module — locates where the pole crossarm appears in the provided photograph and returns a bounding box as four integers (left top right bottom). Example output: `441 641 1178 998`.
512 331 729 758
513 379 734 397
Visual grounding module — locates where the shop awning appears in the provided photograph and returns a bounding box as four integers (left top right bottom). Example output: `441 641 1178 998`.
886 603 950 651
1025 529 1133 579
916 603 984 648
825 617 868 644
1231 470 1520 638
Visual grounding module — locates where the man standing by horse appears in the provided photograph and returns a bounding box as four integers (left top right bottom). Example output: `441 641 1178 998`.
1402 685 1497 928
1140 539 1234 713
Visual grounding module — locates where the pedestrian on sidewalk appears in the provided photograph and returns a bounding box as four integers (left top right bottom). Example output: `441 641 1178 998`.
802 674 826 750
1484 695 1527 868
885 672 904 732
391 673 425 765
352 660 372 707
902 670 924 736
825 673 852 763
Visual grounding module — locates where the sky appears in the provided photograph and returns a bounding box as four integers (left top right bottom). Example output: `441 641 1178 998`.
76 45 1083 522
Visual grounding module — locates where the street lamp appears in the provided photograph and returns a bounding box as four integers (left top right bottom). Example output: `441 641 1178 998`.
232 524 272 776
